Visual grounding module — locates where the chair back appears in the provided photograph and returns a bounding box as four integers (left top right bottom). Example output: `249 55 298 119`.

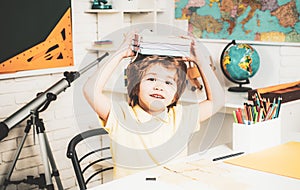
67 128 113 189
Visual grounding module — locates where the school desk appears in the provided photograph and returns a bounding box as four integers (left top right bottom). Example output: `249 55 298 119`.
87 143 300 190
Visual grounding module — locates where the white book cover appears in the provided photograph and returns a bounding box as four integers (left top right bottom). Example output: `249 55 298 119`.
132 34 191 57
139 35 191 46
138 42 190 51
137 48 190 57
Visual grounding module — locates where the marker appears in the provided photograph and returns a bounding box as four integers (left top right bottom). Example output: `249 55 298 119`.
275 96 282 118
232 110 238 123
212 152 244 161
145 177 156 181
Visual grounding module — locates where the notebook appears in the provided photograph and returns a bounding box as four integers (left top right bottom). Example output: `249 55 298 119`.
225 141 300 180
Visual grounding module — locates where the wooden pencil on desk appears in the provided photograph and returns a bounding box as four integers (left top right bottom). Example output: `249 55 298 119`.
248 106 253 122
244 103 249 122
270 104 278 120
265 102 277 121
258 108 263 122
256 92 267 116
275 97 282 118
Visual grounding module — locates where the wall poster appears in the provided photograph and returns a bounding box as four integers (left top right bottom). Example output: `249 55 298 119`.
175 0 300 44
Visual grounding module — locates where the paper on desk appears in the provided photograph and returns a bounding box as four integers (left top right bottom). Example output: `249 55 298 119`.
225 141 300 180
150 159 249 190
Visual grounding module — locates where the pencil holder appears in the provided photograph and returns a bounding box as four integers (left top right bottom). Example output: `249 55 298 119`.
232 118 281 153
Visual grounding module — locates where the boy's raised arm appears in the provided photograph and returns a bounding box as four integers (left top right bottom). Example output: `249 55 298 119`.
83 34 135 121
190 39 225 122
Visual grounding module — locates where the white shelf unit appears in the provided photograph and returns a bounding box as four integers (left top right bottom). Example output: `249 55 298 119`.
84 0 174 52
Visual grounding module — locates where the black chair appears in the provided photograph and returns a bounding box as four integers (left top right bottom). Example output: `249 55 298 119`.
67 128 113 189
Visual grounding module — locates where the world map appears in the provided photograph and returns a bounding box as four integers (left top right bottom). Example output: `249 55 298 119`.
175 0 300 43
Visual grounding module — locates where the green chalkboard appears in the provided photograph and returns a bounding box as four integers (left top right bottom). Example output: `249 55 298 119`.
0 0 73 73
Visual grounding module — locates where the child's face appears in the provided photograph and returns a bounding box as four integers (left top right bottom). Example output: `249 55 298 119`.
138 64 177 114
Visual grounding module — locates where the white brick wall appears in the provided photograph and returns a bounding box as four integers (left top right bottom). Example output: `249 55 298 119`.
0 1 94 189
0 74 83 189
1 1 300 190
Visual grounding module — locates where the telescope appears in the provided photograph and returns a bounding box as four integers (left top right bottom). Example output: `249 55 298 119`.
0 52 109 141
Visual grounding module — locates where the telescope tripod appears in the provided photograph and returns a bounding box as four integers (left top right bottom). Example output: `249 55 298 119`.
0 52 109 189
2 93 63 190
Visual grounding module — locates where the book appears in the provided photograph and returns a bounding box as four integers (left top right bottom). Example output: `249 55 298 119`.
137 34 192 45
225 141 300 180
131 34 191 57
93 40 114 49
94 40 113 45
248 80 300 103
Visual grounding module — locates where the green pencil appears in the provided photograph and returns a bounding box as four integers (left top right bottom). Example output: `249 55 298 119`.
233 110 238 123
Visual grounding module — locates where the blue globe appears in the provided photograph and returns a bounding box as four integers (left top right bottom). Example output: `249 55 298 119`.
222 43 260 81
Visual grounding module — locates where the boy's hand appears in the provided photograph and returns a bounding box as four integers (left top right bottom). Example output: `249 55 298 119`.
178 35 199 64
118 32 135 58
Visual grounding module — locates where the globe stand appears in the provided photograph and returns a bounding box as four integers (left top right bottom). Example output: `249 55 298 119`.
228 84 252 92
227 77 252 92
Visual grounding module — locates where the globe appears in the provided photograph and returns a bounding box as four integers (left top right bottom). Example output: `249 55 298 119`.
220 40 260 92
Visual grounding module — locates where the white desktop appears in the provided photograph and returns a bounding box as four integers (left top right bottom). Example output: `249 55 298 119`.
88 144 300 190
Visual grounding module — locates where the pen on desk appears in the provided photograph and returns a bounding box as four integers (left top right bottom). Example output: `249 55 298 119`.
244 103 249 123
212 152 244 161
145 177 156 181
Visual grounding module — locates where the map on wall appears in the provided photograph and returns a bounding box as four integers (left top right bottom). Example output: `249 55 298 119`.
175 0 300 43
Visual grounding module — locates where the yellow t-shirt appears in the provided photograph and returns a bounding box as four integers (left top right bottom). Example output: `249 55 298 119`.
102 96 200 179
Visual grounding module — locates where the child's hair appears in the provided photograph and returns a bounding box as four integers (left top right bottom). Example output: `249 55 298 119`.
126 54 187 109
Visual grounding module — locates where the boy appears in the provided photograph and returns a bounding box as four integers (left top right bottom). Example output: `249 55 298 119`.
83 34 224 179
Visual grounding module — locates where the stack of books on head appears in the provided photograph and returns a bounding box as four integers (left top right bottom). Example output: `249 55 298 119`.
131 34 191 57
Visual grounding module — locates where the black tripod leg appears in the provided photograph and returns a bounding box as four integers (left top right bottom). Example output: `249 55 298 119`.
43 133 63 190
1 121 32 190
